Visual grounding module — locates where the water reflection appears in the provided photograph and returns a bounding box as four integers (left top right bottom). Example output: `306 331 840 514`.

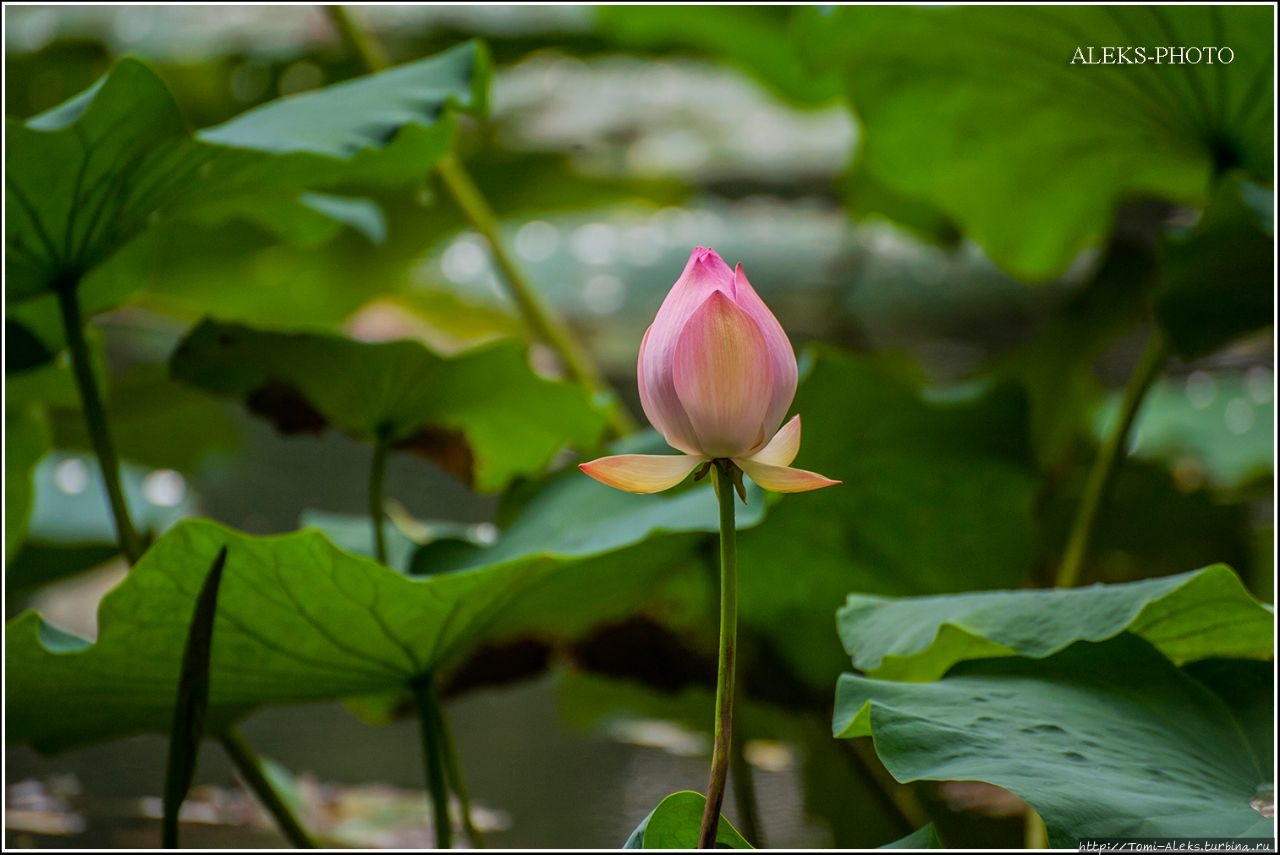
53 458 89 496
514 220 560 263
1225 398 1255 435
1186 370 1217 409
5 675 847 848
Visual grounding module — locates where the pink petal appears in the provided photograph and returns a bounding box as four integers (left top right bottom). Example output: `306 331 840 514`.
672 291 775 458
750 415 802 467
637 248 735 454
579 454 704 493
637 326 699 455
736 458 840 493
730 264 797 442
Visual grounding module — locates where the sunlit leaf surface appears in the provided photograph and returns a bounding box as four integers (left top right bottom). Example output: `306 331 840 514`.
837 564 1273 681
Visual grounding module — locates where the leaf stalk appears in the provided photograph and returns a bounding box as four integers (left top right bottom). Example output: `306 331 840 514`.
323 3 634 438
1056 331 1166 588
55 277 145 564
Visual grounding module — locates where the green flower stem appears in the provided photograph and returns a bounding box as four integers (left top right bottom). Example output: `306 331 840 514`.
219 728 316 848
323 4 634 439
369 428 390 565
412 675 454 849
698 461 739 848
431 691 485 848
55 278 145 564
1056 332 1167 588
323 5 390 73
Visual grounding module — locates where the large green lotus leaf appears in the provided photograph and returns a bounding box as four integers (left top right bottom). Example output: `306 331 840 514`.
83 215 393 336
422 430 764 570
4 518 561 752
7 482 768 753
834 636 1274 846
1183 658 1274 766
799 5 1274 279
182 191 387 248
623 791 751 849
430 352 1035 691
438 533 714 649
836 168 960 248
5 353 83 408
1155 174 1274 358
9 149 684 375
838 564 1273 682
413 430 765 639
189 40 487 193
4 251 145 371
735 350 1040 689
142 149 685 330
5 544 118 597
295 509 475 577
6 60 188 300
4 405 50 563
49 364 241 473
5 41 487 304
168 320 605 493
596 6 839 105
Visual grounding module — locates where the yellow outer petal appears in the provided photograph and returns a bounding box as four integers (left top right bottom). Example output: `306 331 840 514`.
750 414 802 467
579 454 705 494
736 457 840 493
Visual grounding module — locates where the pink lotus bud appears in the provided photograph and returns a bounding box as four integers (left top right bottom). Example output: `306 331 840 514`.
580 247 839 495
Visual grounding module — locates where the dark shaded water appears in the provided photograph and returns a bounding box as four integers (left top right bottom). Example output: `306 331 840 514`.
6 674 836 848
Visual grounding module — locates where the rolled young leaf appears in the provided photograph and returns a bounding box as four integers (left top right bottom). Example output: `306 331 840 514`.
163 545 228 848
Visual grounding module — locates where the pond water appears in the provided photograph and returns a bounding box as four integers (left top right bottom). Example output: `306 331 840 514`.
7 674 836 848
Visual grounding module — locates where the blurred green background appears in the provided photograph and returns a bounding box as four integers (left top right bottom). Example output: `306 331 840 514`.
4 4 1273 849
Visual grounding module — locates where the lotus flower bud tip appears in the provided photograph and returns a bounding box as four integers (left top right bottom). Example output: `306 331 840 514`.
582 247 838 495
